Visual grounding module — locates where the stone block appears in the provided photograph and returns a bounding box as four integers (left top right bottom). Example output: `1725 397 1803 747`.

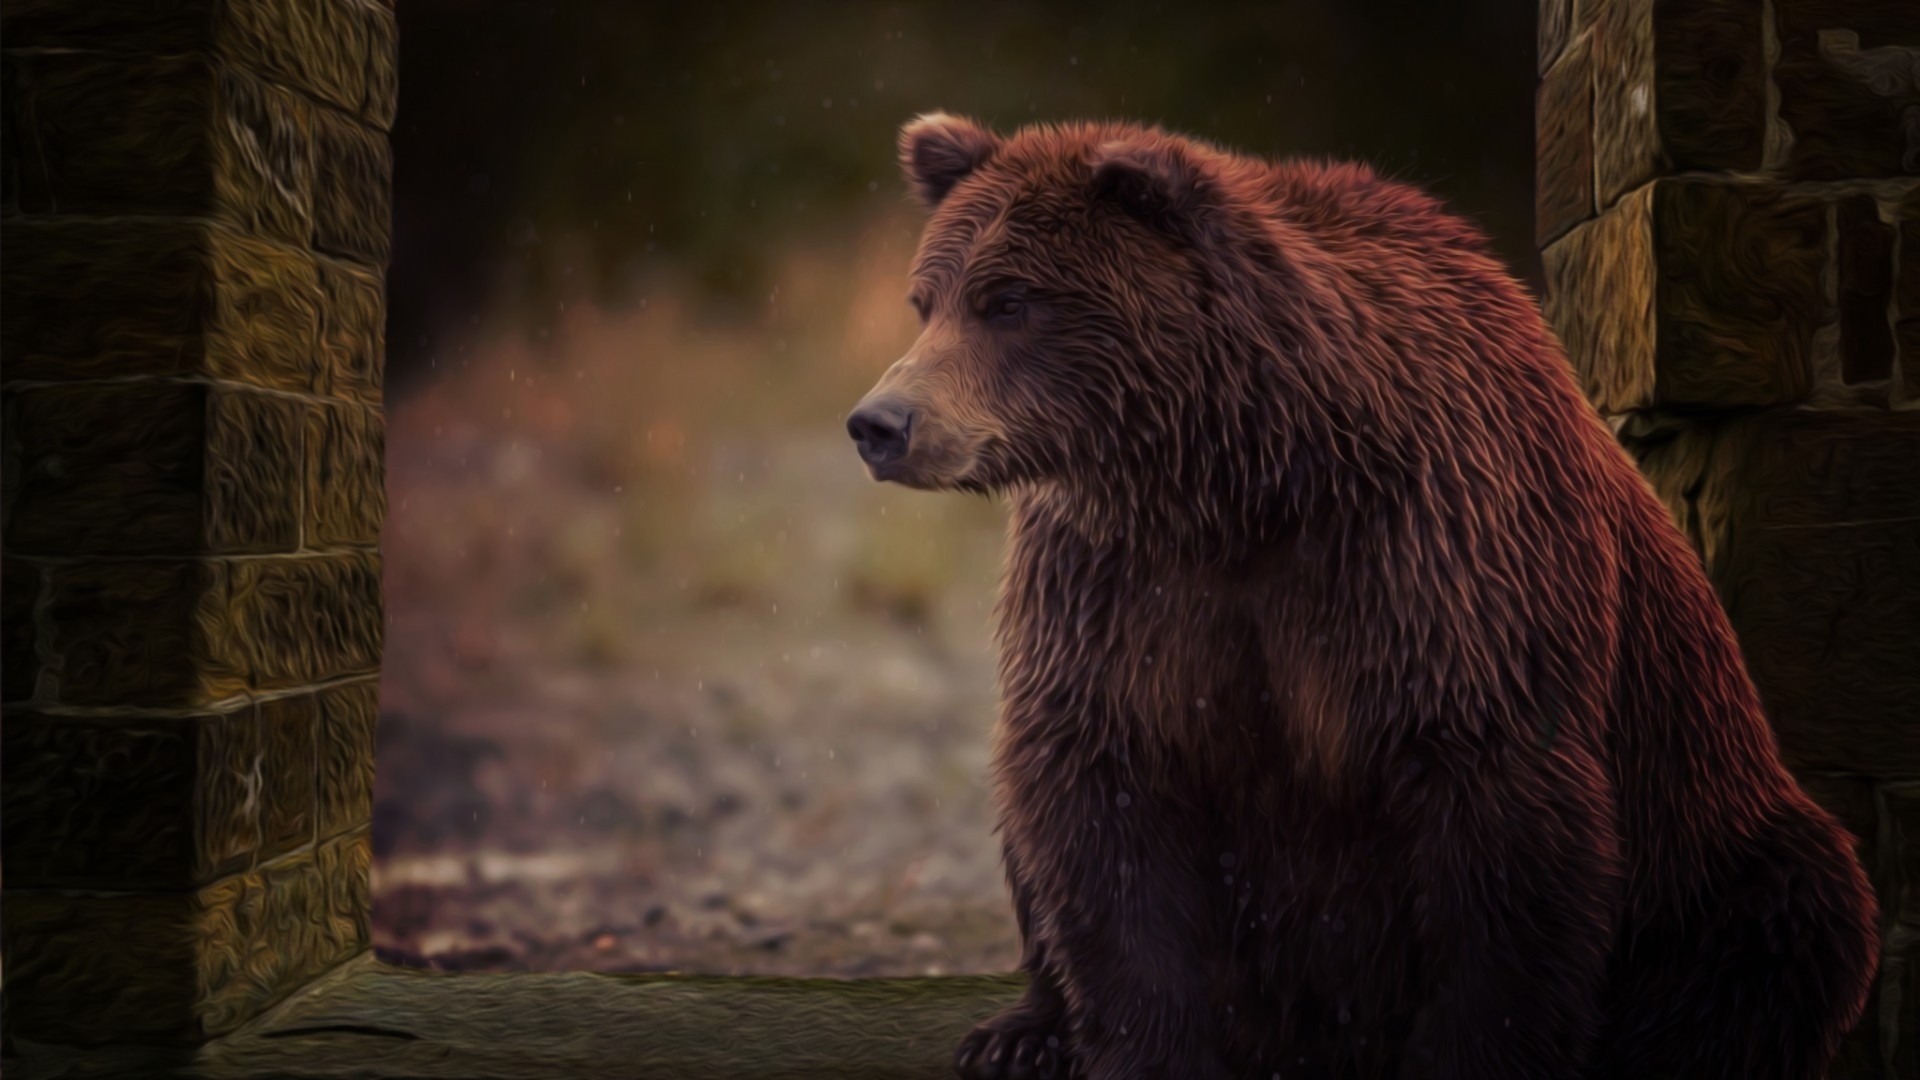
4 0 398 130
1900 319 1920 403
5 50 314 247
310 106 392 266
1885 783 1920 932
0 830 369 1044
1623 409 1920 778
1590 0 1768 207
317 260 386 403
1712 411 1920 777
1543 185 1656 411
1838 194 1897 384
1889 945 1920 1080
1543 179 1826 412
316 680 378 840
1898 186 1919 318
1799 773 1880 871
257 693 321 861
1540 0 1573 75
305 402 386 548
43 560 248 708
2 219 324 391
4 383 303 557
1537 30 1594 246
1773 3 1920 181
4 557 42 701
0 706 307 889
230 552 383 690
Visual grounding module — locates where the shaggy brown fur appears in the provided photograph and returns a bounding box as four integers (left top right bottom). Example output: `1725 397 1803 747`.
846 113 1879 1080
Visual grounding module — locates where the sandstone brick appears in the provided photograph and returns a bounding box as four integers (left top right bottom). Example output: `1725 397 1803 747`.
305 402 386 547
1900 318 1920 403
4 558 43 702
0 708 275 889
1649 180 1826 405
1773 3 1920 181
1590 0 1768 207
1838 195 1897 384
1885 783 1920 931
317 260 387 403
1624 410 1920 777
1537 31 1594 246
1543 180 1825 412
1540 0 1572 75
1729 517 1920 778
1 830 368 1044
4 383 304 557
257 693 321 861
1898 186 1919 319
5 50 314 247
5 0 398 130
1798 773 1880 871
316 680 378 840
1543 185 1656 412
44 560 249 708
2 219 324 391
231 553 383 690
310 106 392 265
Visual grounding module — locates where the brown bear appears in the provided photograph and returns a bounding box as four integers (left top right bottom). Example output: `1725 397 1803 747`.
845 113 1880 1080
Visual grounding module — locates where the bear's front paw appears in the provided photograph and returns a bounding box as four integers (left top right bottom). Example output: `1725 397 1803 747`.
952 1003 1067 1080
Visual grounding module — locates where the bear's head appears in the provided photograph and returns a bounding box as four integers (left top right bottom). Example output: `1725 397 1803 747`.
847 113 1288 537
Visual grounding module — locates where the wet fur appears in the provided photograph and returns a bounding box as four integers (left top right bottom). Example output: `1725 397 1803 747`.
865 115 1879 1080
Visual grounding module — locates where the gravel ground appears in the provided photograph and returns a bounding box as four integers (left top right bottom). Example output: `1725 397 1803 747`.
375 401 1022 976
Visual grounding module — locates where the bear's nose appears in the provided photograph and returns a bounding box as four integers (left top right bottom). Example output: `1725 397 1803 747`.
847 401 915 467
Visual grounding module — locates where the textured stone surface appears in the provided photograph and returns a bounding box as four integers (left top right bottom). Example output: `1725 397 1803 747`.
305 403 385 548
1537 30 1594 246
3 0 398 130
1590 0 1768 207
1655 410 1920 777
3 556 43 702
2 709 266 889
256 693 321 862
310 107 392 266
316 680 378 840
1540 0 1572 75
316 261 386 403
0 959 1030 1079
1773 3 1920 181
1838 194 1898 384
1886 783 1920 931
2 220 324 392
43 560 248 708
1 831 370 1046
1648 180 1826 405
1543 185 1656 412
4 383 305 557
231 553 383 690
1799 773 1881 870
5 51 314 246
1544 180 1826 412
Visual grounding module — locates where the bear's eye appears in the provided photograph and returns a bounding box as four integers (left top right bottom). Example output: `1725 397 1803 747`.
909 295 931 323
981 289 1027 325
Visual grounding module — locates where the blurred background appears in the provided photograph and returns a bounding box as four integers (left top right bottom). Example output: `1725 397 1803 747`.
374 0 1537 975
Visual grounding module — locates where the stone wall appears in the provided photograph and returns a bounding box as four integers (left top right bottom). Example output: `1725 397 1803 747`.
1539 1 1919 1076
1 0 394 1047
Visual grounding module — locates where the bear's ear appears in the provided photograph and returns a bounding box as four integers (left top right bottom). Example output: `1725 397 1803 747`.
1089 136 1206 231
899 112 1001 209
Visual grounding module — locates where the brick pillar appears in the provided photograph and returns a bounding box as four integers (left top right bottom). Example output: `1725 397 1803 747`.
1539 1 1919 1076
1 0 393 1048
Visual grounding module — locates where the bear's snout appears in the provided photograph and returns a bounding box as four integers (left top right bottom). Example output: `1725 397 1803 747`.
847 399 916 472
